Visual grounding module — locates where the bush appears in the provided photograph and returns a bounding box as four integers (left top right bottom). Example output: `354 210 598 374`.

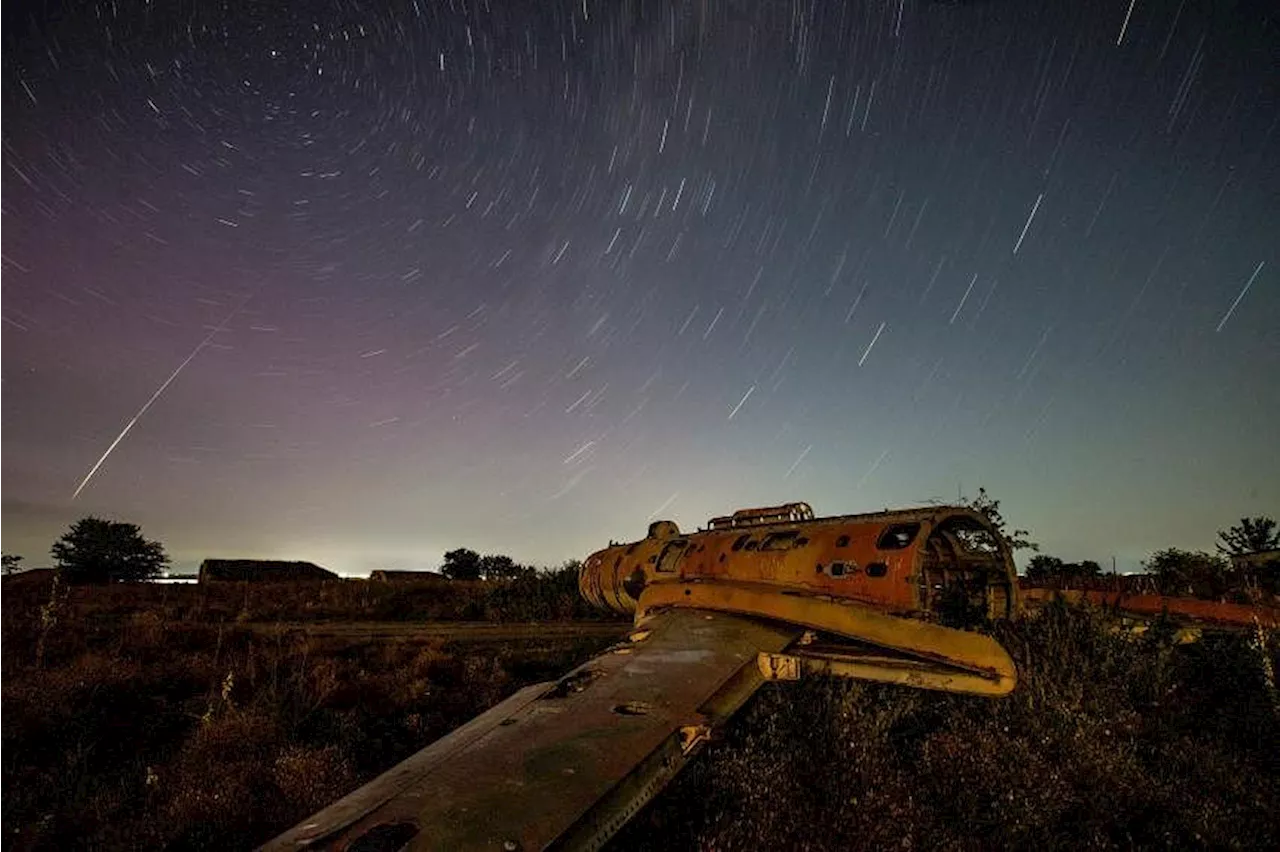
612 601 1280 852
0 576 622 851
5 572 1278 851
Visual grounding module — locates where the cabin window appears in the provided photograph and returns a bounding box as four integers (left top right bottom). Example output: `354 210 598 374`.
836 535 850 547
761 531 800 551
744 540 759 551
657 540 688 573
818 562 857 578
795 537 810 547
731 534 750 552
877 524 920 550
866 562 889 578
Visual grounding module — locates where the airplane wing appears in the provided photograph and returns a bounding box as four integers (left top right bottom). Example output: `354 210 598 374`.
261 609 803 852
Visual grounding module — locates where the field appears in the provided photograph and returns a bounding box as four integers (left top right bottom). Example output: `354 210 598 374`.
3 572 1279 851
1 571 624 850
612 609 1280 852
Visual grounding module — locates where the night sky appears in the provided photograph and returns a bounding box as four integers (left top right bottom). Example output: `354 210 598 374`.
3 1 1276 577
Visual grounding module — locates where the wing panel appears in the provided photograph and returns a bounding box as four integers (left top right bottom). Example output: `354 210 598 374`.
261 610 801 852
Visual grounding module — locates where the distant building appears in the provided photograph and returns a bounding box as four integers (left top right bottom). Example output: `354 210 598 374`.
198 559 337 583
1 567 55 585
369 569 446 583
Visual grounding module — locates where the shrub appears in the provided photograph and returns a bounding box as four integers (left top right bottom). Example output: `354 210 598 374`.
612 602 1280 852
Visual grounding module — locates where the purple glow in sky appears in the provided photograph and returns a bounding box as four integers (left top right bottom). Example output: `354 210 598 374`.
4 1 1276 575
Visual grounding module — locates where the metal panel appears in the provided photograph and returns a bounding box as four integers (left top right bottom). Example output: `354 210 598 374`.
581 504 1018 620
261 610 801 852
637 580 1016 693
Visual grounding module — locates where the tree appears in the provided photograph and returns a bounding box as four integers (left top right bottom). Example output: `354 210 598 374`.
1216 516 1279 556
1024 554 1064 584
2 554 24 575
479 554 533 581
1077 560 1103 577
1024 554 1103 585
1144 548 1233 599
441 548 482 581
51 517 168 584
962 487 1038 552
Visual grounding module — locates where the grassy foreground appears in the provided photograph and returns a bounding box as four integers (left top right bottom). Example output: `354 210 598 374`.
3 574 1278 851
1 573 621 850
612 603 1280 852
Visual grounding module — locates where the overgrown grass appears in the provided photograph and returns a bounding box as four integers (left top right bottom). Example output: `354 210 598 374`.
1 573 621 851
610 601 1280 852
2 566 604 629
4 576 1277 851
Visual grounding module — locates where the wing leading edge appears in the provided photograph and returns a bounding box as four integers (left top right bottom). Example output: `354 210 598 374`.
261 609 803 852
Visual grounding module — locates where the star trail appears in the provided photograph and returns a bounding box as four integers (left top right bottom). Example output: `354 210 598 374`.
3 0 1277 575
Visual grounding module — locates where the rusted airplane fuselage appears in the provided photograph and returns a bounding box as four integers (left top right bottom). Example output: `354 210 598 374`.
264 503 1020 852
582 502 1018 624
581 503 1019 696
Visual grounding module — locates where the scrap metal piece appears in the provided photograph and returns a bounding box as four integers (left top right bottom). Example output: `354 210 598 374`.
760 644 1015 696
638 580 1016 694
1020 586 1280 629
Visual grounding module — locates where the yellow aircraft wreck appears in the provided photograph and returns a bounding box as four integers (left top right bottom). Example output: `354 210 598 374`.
264 503 1019 852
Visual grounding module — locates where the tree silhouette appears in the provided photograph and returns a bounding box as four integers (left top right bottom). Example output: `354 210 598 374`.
1216 516 1279 556
1144 548 1232 599
1024 554 1103 585
441 548 482 581
2 554 24 575
1077 560 1103 577
51 517 168 583
479 554 533 581
1024 555 1063 583
962 487 1038 552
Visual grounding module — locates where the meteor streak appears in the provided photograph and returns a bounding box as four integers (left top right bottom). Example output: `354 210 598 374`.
1215 260 1264 332
1012 193 1043 255
71 296 250 500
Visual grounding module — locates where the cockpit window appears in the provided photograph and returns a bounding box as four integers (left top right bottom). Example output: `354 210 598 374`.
877 523 920 550
761 531 800 551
